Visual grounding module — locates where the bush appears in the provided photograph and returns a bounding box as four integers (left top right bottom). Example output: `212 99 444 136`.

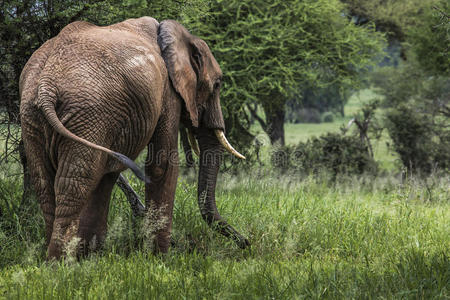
385 104 450 174
321 112 334 123
371 62 450 174
272 132 377 177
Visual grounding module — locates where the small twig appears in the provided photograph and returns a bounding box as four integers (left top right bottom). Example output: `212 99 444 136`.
433 6 450 20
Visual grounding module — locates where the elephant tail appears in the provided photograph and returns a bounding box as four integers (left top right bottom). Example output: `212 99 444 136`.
37 83 148 183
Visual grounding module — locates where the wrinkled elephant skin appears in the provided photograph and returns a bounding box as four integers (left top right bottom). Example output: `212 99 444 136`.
20 17 248 259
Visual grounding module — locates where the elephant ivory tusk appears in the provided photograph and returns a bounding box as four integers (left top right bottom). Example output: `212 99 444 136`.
187 129 200 156
214 130 246 160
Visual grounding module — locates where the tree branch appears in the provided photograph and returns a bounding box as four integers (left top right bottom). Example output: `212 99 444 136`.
433 6 450 20
246 104 267 130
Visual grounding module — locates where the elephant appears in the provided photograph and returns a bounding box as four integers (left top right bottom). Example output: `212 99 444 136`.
20 17 249 259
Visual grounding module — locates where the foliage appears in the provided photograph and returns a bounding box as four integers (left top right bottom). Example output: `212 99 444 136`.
342 0 439 40
348 100 383 158
185 0 385 145
385 104 449 174
285 107 321 124
407 1 449 75
272 132 378 178
343 0 448 73
371 61 450 174
286 83 349 124
321 112 335 123
356 1 449 173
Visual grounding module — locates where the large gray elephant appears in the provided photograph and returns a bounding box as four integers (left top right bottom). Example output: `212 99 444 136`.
20 17 249 259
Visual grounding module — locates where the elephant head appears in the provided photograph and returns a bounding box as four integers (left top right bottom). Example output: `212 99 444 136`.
158 21 250 248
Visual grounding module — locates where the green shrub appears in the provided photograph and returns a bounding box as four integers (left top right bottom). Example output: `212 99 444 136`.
321 112 334 123
371 63 450 174
385 104 450 174
272 132 377 177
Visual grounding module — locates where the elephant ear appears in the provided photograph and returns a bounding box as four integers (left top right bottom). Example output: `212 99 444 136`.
158 20 201 128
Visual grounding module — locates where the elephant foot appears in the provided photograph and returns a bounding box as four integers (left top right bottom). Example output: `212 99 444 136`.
47 220 82 260
214 220 250 249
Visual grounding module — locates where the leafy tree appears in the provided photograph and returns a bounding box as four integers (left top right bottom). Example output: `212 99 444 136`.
371 62 449 174
364 1 449 173
185 0 385 145
343 0 448 64
407 2 449 75
342 0 433 40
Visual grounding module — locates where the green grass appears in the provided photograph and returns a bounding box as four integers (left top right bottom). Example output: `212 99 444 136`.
0 171 449 299
284 122 342 144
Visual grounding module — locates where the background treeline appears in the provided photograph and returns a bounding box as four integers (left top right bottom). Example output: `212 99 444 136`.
1 0 449 175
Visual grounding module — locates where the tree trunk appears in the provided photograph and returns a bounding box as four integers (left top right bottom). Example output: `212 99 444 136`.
263 105 285 146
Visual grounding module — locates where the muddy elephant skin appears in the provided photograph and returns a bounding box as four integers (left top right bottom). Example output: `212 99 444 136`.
20 17 248 259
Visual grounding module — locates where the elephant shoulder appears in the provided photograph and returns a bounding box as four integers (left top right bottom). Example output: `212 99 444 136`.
58 21 96 36
125 16 159 30
109 17 160 43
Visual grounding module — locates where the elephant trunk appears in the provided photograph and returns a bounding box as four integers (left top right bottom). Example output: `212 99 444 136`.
197 128 250 249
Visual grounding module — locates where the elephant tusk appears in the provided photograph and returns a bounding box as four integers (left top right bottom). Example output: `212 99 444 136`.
214 130 246 160
187 129 200 156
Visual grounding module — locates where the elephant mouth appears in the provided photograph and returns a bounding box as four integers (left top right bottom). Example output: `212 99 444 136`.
187 128 245 160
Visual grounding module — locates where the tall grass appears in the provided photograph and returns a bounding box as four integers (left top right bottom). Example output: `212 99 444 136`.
0 167 448 298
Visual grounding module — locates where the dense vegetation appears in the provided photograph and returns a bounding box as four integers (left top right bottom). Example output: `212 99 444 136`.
272 132 378 178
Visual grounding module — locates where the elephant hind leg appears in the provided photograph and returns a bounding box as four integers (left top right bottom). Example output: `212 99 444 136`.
49 176 91 260
21 128 56 246
78 172 120 256
48 143 107 260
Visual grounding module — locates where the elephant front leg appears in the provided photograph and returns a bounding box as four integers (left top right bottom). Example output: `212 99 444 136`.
145 121 179 253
